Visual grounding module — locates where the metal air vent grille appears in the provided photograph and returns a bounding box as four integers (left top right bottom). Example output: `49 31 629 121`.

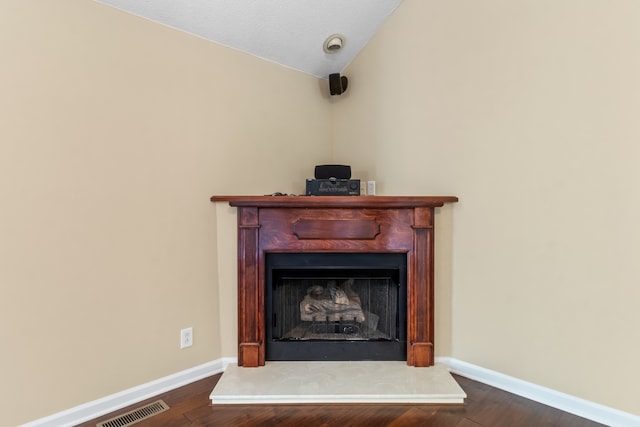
96 399 169 427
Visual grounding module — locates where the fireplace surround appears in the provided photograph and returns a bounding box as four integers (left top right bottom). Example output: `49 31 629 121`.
210 195 458 368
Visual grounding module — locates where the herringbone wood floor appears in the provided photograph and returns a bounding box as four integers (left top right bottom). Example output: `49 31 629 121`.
78 373 605 427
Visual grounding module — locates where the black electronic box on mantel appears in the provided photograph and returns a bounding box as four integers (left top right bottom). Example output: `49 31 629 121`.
306 165 360 196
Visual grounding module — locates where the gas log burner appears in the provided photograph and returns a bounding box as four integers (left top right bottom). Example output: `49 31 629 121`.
266 252 406 361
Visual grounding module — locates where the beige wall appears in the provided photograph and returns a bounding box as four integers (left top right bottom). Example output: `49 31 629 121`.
0 1 330 425
333 0 640 415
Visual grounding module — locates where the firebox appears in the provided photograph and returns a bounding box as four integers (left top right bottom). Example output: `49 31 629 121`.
266 252 407 361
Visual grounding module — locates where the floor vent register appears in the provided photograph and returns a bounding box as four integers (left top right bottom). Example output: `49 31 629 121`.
95 399 169 427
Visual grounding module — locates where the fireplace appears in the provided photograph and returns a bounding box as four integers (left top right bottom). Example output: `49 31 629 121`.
210 195 458 368
266 252 407 361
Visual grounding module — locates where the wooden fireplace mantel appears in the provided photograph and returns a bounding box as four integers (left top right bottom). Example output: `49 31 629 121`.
210 195 458 367
211 195 458 208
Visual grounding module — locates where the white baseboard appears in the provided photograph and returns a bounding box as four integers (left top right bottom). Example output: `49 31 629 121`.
22 356 638 427
436 357 639 427
20 357 236 427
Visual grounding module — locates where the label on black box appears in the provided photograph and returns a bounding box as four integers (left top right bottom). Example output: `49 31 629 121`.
306 179 361 196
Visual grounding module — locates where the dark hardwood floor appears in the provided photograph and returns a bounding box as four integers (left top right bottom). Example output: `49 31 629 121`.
78 373 605 427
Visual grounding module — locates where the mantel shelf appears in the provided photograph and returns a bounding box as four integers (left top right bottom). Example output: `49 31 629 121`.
210 195 458 208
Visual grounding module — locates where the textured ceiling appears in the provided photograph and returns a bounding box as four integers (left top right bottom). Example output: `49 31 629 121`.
95 0 403 78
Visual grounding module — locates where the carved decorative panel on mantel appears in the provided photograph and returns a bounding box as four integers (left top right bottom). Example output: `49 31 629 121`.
210 195 458 368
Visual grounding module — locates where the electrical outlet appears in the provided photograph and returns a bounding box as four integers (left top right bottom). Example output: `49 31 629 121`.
180 327 193 349
367 180 376 196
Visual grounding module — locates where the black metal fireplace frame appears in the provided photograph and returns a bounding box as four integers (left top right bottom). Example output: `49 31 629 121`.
265 252 407 362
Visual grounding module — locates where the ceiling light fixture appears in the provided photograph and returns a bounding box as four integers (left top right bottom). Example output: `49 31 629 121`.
323 34 345 53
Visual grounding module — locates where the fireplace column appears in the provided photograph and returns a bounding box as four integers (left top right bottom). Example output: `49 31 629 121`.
408 206 435 366
236 206 264 367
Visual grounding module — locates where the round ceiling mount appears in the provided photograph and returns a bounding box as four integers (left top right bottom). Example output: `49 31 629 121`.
323 34 345 53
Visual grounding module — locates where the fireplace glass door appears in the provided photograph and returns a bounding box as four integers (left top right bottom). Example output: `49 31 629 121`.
266 253 407 361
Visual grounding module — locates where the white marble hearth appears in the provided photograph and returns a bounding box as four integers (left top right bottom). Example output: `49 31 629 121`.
210 362 466 405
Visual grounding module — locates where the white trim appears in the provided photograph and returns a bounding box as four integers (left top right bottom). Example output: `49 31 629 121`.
20 358 236 427
21 356 639 427
436 357 640 427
